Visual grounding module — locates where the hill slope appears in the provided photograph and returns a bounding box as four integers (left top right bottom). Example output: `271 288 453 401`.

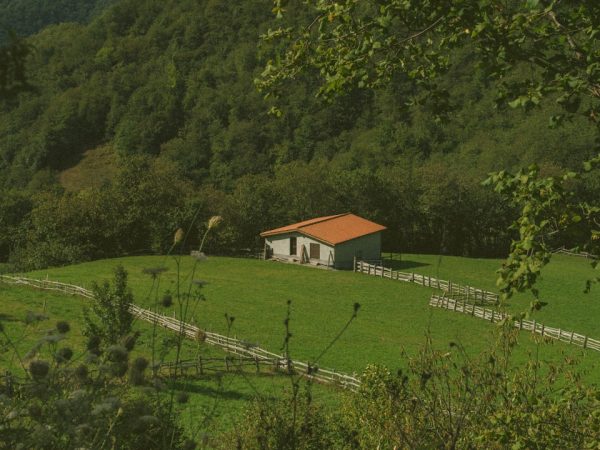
0 0 598 267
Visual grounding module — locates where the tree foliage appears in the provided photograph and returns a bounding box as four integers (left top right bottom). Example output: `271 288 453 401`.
0 0 598 273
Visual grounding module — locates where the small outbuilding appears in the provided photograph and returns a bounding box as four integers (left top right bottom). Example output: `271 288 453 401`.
260 213 386 269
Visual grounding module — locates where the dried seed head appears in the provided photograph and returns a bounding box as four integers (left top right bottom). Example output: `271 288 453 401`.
56 321 70 334
133 357 149 372
176 392 189 404
207 215 222 230
195 330 206 342
56 347 74 363
29 360 50 379
75 364 88 380
161 293 173 307
174 228 185 245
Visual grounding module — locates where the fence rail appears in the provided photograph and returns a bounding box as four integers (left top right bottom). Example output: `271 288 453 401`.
0 275 360 390
552 247 598 260
429 294 600 352
355 260 499 304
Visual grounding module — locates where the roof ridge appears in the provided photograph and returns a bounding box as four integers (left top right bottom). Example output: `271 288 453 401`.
297 212 349 229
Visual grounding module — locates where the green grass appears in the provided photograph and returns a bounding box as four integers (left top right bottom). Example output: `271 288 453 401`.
388 253 600 338
22 254 600 383
5 252 600 439
0 284 337 439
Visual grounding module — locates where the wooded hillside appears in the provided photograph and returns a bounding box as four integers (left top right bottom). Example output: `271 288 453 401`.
0 0 598 269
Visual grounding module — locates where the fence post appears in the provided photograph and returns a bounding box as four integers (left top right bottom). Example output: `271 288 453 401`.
519 318 523 330
584 336 588 349
541 324 545 336
411 273 415 283
381 265 384 278
569 331 574 344
532 320 536 334
490 310 494 322
353 256 356 272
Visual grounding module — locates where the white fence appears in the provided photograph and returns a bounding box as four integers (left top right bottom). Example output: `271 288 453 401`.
355 260 499 304
0 274 360 390
429 294 600 352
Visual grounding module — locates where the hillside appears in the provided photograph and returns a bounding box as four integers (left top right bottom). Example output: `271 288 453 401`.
0 0 598 269
0 0 114 42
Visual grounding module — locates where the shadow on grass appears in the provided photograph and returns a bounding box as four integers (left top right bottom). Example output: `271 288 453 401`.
0 313 20 322
168 375 280 402
382 259 430 271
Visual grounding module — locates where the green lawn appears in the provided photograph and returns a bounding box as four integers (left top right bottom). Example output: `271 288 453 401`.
22 254 600 382
4 252 600 440
388 253 600 338
0 284 337 439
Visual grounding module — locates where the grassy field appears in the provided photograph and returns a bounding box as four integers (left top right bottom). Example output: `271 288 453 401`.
4 252 599 439
0 284 337 438
21 253 600 383
387 253 600 338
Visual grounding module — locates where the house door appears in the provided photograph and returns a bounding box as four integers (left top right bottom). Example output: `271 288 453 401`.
289 237 297 255
309 243 320 260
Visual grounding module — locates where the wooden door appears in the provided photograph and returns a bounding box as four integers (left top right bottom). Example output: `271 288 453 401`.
309 243 320 260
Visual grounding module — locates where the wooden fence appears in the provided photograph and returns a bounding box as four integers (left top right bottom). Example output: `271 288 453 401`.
355 260 499 304
0 275 360 390
552 247 598 260
429 294 600 352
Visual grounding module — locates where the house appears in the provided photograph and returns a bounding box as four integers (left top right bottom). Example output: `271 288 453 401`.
260 213 386 269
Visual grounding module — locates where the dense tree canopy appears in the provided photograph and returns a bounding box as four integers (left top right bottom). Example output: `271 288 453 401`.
0 0 598 272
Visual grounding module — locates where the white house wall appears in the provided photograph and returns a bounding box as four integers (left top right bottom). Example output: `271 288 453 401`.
334 232 382 268
265 231 382 269
265 232 335 265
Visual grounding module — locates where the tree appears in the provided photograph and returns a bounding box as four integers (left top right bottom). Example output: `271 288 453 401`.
259 0 600 299
84 264 134 346
0 31 31 99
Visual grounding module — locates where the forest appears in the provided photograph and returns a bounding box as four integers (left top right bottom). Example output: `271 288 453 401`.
0 0 598 270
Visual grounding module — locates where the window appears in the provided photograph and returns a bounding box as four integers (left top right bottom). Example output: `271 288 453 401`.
290 237 297 255
309 243 320 260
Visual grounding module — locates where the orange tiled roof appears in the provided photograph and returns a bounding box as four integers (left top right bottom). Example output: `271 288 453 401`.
260 213 386 245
